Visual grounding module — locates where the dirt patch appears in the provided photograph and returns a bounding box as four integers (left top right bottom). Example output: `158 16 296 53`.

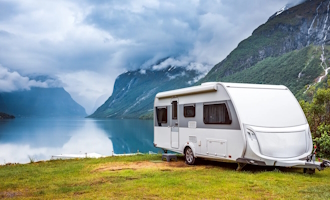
0 191 22 198
94 160 200 172
89 178 111 186
73 191 87 197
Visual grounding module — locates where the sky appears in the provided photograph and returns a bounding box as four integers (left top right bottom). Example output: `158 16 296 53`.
0 0 302 114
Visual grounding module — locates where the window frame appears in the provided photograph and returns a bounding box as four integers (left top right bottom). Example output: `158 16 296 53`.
203 102 232 125
184 104 196 118
172 101 178 120
156 106 168 125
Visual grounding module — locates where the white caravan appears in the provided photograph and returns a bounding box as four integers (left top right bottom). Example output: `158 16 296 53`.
153 82 330 172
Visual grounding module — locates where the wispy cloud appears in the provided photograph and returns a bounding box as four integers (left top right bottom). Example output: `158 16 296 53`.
0 65 61 92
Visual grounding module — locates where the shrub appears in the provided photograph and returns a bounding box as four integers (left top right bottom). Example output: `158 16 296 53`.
313 131 330 159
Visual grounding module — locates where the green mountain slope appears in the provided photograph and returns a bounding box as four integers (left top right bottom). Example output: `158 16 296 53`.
220 45 324 96
199 0 328 89
89 66 200 119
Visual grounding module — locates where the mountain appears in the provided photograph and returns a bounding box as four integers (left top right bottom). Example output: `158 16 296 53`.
199 0 330 97
0 87 87 117
91 0 330 119
89 66 201 119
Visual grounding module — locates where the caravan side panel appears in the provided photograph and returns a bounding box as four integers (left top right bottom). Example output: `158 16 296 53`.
154 97 171 151
154 84 245 161
154 126 171 150
178 128 243 160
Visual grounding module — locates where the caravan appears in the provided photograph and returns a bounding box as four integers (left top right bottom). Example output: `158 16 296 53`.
153 82 330 172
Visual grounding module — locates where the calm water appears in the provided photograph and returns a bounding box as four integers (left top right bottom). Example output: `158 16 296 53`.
0 118 158 164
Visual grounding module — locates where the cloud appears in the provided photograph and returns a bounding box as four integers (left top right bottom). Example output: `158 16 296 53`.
151 57 213 78
152 58 189 70
0 65 60 92
58 70 117 114
0 0 299 111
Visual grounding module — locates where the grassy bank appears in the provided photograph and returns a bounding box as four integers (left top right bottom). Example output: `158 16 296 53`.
1 154 330 199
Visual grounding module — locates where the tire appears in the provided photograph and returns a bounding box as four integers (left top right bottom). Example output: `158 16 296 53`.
185 147 195 165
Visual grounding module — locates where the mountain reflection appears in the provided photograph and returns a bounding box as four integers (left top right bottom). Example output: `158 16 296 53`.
94 119 158 154
0 119 113 164
0 118 157 164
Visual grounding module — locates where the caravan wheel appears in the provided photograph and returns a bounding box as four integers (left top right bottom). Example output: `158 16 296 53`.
185 147 195 165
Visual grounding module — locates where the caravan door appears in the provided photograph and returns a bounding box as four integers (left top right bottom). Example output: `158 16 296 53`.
171 99 179 148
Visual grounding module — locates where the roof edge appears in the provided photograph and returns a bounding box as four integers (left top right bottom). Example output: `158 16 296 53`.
203 82 287 90
156 84 218 99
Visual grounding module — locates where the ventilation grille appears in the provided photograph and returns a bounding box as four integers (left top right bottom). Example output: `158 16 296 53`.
189 136 197 143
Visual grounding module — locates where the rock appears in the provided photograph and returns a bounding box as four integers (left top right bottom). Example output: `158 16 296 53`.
0 112 15 119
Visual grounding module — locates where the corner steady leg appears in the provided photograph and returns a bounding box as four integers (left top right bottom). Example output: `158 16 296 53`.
236 163 247 171
303 168 315 174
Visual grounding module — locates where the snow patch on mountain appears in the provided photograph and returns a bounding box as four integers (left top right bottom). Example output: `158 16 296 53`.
269 0 307 20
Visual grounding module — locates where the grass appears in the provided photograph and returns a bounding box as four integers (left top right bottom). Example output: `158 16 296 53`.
0 154 330 199
28 156 35 164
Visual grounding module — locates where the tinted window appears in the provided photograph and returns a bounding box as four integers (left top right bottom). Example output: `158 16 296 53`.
172 101 177 120
156 107 167 126
184 105 195 117
203 103 231 124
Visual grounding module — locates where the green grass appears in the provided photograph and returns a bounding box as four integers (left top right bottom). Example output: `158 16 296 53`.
1 154 330 199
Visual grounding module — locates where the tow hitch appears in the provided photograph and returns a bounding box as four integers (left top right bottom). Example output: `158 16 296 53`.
304 145 330 173
321 159 330 168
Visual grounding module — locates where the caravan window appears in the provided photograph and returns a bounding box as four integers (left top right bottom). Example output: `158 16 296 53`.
156 107 167 125
172 101 178 120
184 104 195 118
203 103 231 124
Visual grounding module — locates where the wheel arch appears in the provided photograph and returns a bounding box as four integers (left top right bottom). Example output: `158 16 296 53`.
183 144 197 158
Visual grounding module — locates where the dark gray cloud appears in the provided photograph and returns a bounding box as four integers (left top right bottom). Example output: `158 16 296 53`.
0 0 299 113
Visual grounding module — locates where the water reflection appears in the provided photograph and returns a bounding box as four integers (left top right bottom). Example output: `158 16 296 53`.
95 119 157 154
0 118 157 164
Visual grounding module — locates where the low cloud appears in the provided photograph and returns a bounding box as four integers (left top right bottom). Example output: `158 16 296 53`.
152 58 189 70
0 65 60 92
152 57 212 76
58 70 117 115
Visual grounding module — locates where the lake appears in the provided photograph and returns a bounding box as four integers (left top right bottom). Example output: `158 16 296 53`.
0 118 158 164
